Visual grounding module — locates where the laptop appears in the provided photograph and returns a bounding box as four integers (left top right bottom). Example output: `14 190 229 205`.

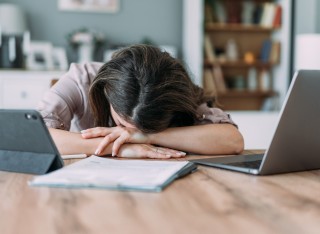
0 109 64 174
191 70 320 175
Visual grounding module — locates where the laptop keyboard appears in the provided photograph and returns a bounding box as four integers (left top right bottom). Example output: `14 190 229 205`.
225 160 262 169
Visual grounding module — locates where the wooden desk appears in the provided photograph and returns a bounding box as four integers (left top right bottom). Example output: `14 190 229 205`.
1 150 320 234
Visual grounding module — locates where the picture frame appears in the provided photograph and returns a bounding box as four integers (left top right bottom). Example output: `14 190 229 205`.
26 41 54 71
58 0 119 13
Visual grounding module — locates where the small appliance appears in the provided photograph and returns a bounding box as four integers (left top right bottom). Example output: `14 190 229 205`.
0 3 29 69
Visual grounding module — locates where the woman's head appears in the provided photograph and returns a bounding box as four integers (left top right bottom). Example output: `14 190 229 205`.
89 44 210 133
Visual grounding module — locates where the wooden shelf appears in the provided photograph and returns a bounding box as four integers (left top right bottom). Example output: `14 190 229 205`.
205 23 279 33
202 0 286 111
217 90 276 98
204 60 275 69
215 90 277 110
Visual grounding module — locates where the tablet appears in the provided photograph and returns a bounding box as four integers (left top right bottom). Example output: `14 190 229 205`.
0 109 64 174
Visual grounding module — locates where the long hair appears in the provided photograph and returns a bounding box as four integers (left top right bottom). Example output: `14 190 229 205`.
89 44 213 133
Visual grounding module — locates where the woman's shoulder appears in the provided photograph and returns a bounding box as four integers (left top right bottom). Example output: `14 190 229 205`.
196 103 238 127
66 62 104 84
38 62 104 131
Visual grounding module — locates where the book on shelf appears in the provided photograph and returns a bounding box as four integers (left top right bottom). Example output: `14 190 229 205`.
225 0 241 24
260 39 281 64
273 4 282 28
203 68 217 96
205 1 281 28
212 65 227 93
203 66 227 94
261 2 282 28
260 39 272 63
214 1 227 23
206 0 227 24
260 3 276 27
269 40 281 64
204 3 214 23
204 34 217 62
241 0 255 25
252 3 264 25
203 33 227 93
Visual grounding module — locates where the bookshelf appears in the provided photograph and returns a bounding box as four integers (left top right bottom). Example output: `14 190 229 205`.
203 0 283 110
205 23 277 32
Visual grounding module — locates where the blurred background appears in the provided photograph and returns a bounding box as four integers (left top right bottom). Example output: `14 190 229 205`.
0 0 319 149
0 0 182 68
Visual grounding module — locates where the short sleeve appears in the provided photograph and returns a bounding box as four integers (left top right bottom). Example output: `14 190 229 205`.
195 103 238 128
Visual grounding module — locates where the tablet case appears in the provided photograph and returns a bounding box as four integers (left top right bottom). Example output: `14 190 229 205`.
0 109 64 174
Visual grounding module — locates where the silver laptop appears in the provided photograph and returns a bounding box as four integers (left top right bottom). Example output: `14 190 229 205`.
191 70 320 175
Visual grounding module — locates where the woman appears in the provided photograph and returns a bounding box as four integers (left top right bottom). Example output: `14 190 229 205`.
37 44 244 158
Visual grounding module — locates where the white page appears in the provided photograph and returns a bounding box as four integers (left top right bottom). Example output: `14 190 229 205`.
29 156 189 191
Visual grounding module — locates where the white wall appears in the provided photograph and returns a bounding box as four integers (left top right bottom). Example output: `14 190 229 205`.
293 0 320 71
229 111 279 150
5 0 184 63
273 0 292 108
295 0 317 34
182 0 203 86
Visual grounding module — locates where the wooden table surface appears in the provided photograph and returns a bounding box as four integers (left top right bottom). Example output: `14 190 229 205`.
1 150 320 234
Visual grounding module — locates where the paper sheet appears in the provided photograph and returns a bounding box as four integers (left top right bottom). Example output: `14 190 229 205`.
29 156 190 192
61 154 87 159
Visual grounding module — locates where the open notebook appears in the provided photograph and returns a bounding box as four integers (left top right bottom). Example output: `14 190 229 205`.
29 156 197 192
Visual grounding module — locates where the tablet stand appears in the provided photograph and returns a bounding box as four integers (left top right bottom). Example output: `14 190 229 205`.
0 150 57 174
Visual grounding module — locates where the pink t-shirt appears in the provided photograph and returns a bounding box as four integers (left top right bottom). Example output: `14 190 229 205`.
37 62 236 132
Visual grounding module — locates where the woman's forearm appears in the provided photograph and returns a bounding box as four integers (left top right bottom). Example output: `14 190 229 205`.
148 124 244 155
49 128 112 155
49 128 186 159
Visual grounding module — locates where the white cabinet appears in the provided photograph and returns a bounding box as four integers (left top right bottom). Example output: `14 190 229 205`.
0 70 64 109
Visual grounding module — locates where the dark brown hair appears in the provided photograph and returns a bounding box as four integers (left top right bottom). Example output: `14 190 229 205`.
89 44 212 133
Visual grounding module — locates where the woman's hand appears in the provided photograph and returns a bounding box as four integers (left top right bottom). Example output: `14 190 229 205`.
81 126 151 156
101 143 186 159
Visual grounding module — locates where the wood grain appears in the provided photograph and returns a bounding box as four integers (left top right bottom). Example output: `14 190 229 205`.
1 151 320 234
